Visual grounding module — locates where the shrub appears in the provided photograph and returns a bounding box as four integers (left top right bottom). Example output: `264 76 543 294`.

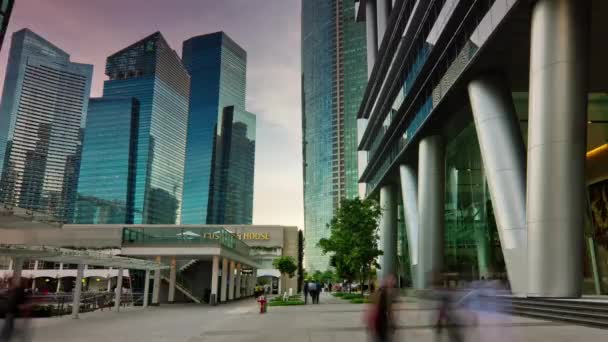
268 300 305 306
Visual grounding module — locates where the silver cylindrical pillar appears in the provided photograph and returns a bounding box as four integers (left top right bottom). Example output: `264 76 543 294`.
377 0 390 45
468 74 527 295
72 264 84 319
143 269 150 308
221 258 229 302
379 184 398 280
399 164 421 288
366 0 378 78
418 135 445 288
527 0 589 297
115 267 123 311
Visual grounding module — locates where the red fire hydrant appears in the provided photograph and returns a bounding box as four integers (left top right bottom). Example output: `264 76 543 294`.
257 295 267 314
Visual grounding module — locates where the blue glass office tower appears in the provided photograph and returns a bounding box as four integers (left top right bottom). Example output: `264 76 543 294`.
302 0 368 270
182 32 255 225
74 98 139 224
101 32 190 224
207 106 256 224
0 29 93 222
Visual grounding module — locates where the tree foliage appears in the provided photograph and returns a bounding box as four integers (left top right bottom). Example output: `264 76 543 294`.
318 197 382 291
273 256 298 278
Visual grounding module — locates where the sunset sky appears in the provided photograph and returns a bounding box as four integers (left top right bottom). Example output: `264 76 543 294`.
0 0 304 228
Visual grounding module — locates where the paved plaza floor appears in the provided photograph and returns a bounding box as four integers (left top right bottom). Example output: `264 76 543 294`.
6 293 606 342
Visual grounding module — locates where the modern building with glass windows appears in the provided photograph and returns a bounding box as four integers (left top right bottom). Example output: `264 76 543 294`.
0 0 14 51
356 0 608 298
301 0 368 271
102 32 190 225
206 106 256 225
0 29 93 223
181 32 255 225
74 98 140 224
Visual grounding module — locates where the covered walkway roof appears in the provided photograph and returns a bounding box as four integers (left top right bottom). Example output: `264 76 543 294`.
0 244 168 270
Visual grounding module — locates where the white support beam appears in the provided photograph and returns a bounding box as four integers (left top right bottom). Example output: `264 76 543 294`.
72 263 85 319
235 264 242 299
168 257 176 303
211 256 219 305
221 258 229 302
228 260 235 301
114 267 123 311
143 269 150 308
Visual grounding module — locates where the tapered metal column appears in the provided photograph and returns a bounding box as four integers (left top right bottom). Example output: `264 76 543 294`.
399 164 421 288
221 258 229 302
527 0 589 297
377 0 391 44
72 263 85 319
378 184 398 280
468 74 527 295
228 260 236 300
143 269 150 308
366 0 378 78
418 136 445 287
11 257 22 287
114 267 123 311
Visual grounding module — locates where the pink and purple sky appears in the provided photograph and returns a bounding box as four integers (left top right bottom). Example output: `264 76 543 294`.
0 0 304 228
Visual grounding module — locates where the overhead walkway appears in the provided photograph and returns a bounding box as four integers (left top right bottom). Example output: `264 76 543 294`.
0 244 168 318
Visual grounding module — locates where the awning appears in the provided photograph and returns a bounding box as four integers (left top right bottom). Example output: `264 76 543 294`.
0 244 168 270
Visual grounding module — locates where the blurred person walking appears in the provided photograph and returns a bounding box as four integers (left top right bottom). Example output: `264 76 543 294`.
366 275 396 342
303 281 309 304
435 290 464 342
1 279 29 342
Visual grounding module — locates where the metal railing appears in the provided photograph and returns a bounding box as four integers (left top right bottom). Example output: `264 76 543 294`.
122 226 250 257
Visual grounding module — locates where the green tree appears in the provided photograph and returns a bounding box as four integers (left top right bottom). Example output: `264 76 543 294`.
273 256 298 278
318 197 382 293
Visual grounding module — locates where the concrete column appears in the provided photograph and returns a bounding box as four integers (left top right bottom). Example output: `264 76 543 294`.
106 278 112 292
418 135 445 287
527 0 589 298
235 264 242 298
152 257 161 305
114 267 123 311
211 256 219 305
221 258 229 302
11 257 22 287
366 0 378 78
378 185 398 280
468 74 528 295
377 0 391 44
228 260 235 301
168 257 176 302
143 269 150 308
399 164 421 288
72 264 84 319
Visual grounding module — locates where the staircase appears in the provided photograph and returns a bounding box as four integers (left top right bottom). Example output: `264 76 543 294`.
179 259 198 272
161 271 202 304
486 296 608 329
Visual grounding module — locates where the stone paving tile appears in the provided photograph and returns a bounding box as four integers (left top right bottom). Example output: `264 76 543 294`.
6 294 606 342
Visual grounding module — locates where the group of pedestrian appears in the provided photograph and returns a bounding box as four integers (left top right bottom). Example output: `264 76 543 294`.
1 279 30 342
302 280 321 304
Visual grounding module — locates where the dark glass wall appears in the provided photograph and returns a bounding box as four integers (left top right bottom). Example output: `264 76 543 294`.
103 32 189 224
74 98 139 224
181 32 250 224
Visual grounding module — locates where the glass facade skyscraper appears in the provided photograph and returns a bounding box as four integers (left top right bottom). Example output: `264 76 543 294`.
0 29 93 222
0 0 14 51
301 0 368 270
182 32 255 225
74 98 139 224
102 32 190 224
207 106 256 224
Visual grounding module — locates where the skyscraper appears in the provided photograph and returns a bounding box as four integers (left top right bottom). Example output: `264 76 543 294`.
0 0 15 51
301 0 368 270
207 106 256 224
181 32 255 225
0 29 93 222
74 98 139 224
102 32 190 224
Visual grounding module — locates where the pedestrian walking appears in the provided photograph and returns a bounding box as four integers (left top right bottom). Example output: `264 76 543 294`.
307 281 317 304
366 275 396 342
303 281 309 304
1 280 28 342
